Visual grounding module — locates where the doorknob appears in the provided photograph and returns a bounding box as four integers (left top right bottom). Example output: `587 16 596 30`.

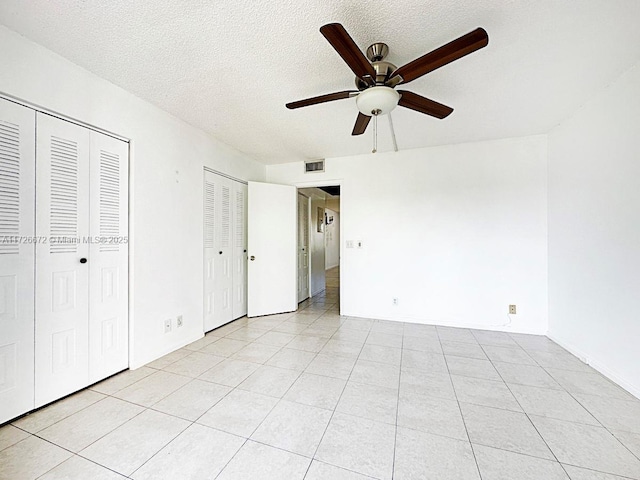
250 256 255 261
80 258 87 264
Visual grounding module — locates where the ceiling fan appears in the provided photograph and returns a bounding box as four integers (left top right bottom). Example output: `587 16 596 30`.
286 23 489 148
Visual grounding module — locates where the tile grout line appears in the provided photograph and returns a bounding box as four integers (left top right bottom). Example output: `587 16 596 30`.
301 319 373 479
438 327 484 480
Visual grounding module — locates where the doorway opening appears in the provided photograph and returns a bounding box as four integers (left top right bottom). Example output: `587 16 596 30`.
297 186 341 311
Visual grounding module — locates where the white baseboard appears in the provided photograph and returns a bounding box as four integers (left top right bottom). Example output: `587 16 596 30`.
546 332 640 400
129 331 202 370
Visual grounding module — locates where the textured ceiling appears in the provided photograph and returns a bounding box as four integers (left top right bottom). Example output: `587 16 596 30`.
1 1 639 164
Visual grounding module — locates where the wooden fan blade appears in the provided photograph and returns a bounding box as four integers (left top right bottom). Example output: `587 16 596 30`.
320 23 376 82
286 90 357 109
398 91 453 119
352 112 371 135
390 28 488 85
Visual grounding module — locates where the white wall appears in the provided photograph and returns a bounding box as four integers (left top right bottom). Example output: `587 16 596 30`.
268 135 549 334
325 209 340 269
547 62 640 397
309 196 326 296
0 25 265 368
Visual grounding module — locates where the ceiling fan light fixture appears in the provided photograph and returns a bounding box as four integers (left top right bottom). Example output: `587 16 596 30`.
356 86 400 116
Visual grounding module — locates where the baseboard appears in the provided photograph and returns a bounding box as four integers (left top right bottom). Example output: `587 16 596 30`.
547 332 640 400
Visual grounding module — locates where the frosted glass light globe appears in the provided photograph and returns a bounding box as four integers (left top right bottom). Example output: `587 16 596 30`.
356 86 400 116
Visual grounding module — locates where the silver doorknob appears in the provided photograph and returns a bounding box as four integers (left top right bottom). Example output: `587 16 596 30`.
250 256 255 261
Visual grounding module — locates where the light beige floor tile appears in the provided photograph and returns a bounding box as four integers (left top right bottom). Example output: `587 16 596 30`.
284 373 346 410
563 464 633 479
90 367 156 395
151 379 231 421
319 339 362 359
337 382 398 424
216 440 310 480
199 337 249 357
492 362 562 390
162 352 225 377
365 332 402 349
359 344 402 365
461 402 554 459
473 444 569 480
400 367 456 400
237 365 300 397
265 348 317 371
305 354 357 380
0 435 71 480
397 391 467 441
451 375 522 412
350 360 400 388
197 388 278 437
286 334 329 353
13 389 105 433
39 455 127 479
441 341 488 360
38 397 144 452
446 355 502 381
316 413 395 480
531 415 640 479
394 426 480 480
509 383 599 425
573 393 640 433
145 349 191 369
305 461 376 479
436 326 478 344
0 424 30 451
254 331 297 347
80 409 189 476
112 370 191 407
131 423 244 480
198 358 261 387
401 350 448 373
483 345 537 366
251 400 332 456
183 335 219 351
231 342 281 363
611 429 640 458
471 330 520 347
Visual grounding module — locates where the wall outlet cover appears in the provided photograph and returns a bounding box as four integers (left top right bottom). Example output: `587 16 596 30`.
509 305 517 314
164 319 172 333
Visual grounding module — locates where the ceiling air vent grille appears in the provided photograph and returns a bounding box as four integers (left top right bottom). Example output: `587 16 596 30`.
304 160 325 173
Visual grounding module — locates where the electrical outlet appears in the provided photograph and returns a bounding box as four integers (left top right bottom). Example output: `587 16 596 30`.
346 240 354 248
509 305 517 314
177 315 183 328
164 318 172 333
393 298 399 306
357 240 363 249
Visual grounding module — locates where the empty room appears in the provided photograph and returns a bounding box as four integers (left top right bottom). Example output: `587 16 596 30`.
0 1 639 479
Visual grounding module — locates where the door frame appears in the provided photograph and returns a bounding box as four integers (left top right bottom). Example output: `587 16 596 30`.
294 180 343 312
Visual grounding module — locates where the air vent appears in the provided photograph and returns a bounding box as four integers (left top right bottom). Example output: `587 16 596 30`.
304 160 325 173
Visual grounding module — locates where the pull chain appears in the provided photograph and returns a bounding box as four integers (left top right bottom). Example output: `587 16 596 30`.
372 109 380 154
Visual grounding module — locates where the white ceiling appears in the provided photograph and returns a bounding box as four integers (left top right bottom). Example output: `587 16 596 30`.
1 1 639 164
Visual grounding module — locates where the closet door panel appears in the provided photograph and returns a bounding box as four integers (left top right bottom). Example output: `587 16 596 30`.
88 132 128 383
203 171 216 331
35 113 90 407
214 177 233 326
232 182 247 319
0 99 35 423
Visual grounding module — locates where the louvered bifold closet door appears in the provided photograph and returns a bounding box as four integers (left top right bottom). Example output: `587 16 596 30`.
203 171 217 331
232 182 247 319
35 113 91 407
88 132 128 384
0 99 35 423
214 176 233 327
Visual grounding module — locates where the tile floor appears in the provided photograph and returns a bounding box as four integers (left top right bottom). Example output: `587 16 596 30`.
2 271 640 479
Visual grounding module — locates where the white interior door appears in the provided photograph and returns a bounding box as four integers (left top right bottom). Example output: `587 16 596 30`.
0 99 35 423
35 113 90 407
297 193 310 303
247 181 297 317
232 182 247 319
88 131 128 384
